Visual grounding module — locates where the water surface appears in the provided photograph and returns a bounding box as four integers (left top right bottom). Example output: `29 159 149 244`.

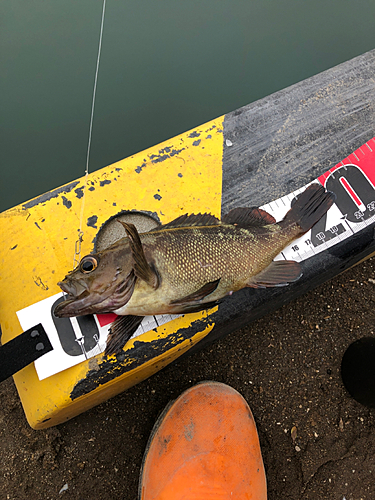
1 0 375 211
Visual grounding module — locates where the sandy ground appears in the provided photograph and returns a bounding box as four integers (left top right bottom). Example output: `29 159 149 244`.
1 257 375 500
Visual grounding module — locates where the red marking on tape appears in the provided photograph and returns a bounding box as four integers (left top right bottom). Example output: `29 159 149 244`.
339 177 363 207
96 313 118 327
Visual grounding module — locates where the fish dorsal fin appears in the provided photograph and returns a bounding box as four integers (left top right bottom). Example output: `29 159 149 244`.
117 220 159 289
222 207 276 228
154 213 221 231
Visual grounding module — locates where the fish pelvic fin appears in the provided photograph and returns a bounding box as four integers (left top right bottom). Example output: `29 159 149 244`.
222 207 276 227
117 220 159 289
170 278 221 307
246 260 302 288
105 315 144 357
280 184 336 233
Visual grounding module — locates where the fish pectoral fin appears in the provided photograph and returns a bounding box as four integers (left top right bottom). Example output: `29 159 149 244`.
222 207 276 228
105 315 145 357
117 220 159 289
170 278 221 306
246 260 302 288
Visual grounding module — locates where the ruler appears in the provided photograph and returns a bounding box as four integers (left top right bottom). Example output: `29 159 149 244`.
17 137 375 380
262 137 375 263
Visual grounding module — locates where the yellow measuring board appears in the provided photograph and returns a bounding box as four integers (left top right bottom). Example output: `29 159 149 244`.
0 116 224 429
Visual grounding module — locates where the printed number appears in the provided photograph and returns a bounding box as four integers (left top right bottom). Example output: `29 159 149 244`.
311 165 375 247
51 297 100 357
291 245 299 251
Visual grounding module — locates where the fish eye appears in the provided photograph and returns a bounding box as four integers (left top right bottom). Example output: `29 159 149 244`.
80 256 99 273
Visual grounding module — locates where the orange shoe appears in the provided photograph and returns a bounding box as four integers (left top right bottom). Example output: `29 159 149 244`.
139 381 267 499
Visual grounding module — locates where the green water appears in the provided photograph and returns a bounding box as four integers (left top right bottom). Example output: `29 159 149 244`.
1 0 375 212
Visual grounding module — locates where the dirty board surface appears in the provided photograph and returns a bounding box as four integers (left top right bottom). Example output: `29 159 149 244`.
1 260 375 499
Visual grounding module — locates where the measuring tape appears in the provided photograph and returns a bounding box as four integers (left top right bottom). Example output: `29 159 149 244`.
9 137 375 382
262 137 375 263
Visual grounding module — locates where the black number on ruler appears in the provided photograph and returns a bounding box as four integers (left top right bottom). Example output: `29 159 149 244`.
311 219 345 247
311 165 375 247
51 297 99 356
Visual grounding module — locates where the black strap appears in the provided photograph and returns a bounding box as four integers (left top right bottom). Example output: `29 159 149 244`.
0 324 53 383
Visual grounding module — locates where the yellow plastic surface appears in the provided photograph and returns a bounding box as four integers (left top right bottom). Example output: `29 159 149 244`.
0 116 224 428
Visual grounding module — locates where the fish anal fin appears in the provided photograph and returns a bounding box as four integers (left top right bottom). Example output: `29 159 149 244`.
117 220 159 289
222 207 276 228
154 213 220 231
105 315 144 357
246 260 302 288
176 299 221 314
170 278 221 306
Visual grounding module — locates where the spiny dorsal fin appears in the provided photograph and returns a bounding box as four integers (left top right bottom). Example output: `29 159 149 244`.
153 213 221 231
117 220 159 289
105 315 144 356
246 260 302 288
222 207 276 228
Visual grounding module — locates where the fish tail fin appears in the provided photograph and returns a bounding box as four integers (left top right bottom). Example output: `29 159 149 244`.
280 184 336 233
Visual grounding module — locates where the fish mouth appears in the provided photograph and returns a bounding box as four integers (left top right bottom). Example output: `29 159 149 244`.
54 272 137 318
54 279 95 317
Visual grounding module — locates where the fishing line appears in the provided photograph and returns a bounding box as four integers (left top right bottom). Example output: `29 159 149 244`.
73 0 107 269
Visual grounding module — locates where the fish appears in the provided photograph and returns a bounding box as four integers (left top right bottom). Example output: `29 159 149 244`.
54 184 335 356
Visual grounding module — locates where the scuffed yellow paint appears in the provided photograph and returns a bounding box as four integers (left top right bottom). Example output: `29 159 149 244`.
0 116 224 428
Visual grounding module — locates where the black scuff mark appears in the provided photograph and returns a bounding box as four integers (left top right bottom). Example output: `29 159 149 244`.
22 181 80 209
11 245 18 250
154 194 162 201
35 222 42 230
135 163 146 174
115 167 122 172
188 131 200 138
149 148 185 164
170 148 184 157
206 124 217 132
34 276 49 291
87 215 98 229
178 173 183 178
75 187 85 199
100 179 111 187
113 202 117 206
70 314 217 400
89 186 95 191
206 134 212 139
61 196 72 209
150 154 169 164
192 139 201 147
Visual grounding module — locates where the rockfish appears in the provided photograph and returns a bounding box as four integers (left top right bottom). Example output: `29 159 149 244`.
54 184 335 356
